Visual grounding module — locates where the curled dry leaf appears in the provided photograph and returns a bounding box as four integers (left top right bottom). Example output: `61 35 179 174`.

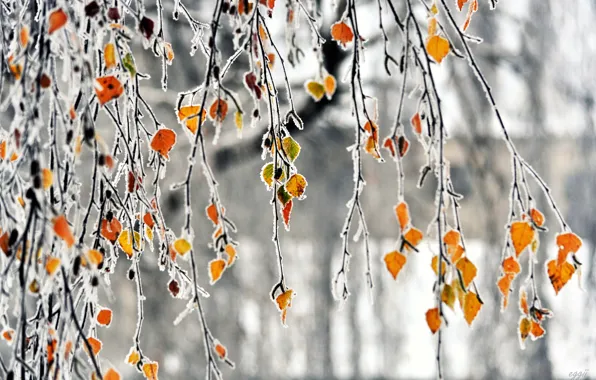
206 203 219 226
275 289 294 326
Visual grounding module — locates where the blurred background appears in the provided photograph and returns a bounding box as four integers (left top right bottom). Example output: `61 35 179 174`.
55 0 596 378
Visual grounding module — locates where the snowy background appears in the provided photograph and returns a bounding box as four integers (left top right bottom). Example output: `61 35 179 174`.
6 0 596 379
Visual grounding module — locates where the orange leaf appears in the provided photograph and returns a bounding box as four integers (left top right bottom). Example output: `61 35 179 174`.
53 215 75 248
48 8 67 34
126 347 140 365
449 245 465 263
519 287 529 315
383 137 396 157
428 17 437 36
502 256 521 275
45 257 61 276
225 244 237 266
101 217 122 243
324 74 336 99
1 328 14 342
404 227 423 250
463 291 482 326
95 76 123 106
546 259 575 295
530 321 545 340
206 203 219 226
19 26 29 47
208 99 229 122
97 308 113 327
214 342 227 359
209 259 227 285
142 361 159 380
395 202 409 231
556 232 582 265
457 0 469 11
86 337 102 356
425 307 441 334
411 113 422 134
384 251 406 280
104 368 121 380
426 35 450 63
364 136 381 160
456 257 477 288
497 273 514 310
41 168 53 190
510 221 534 257
529 208 544 227
177 106 206 134
330 21 354 48
443 229 460 247
86 249 104 266
275 289 294 326
150 128 176 159
143 212 155 229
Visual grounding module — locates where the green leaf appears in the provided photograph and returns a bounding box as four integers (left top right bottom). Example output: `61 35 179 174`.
123 53 137 76
277 185 292 206
261 162 274 189
282 136 301 162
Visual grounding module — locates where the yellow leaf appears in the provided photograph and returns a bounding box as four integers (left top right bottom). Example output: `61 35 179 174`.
305 81 326 102
285 174 307 198
173 238 191 256
104 43 117 69
275 289 294 326
441 284 456 310
426 35 450 64
324 74 336 99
